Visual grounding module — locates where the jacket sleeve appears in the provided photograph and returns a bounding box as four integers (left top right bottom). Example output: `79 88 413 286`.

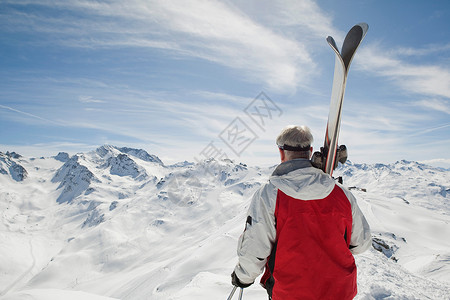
341 186 372 254
234 182 278 284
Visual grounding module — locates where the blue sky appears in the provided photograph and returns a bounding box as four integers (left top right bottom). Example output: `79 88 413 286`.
1 0 449 168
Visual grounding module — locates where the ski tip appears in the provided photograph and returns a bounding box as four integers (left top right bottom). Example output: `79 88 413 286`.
326 36 339 54
355 23 369 35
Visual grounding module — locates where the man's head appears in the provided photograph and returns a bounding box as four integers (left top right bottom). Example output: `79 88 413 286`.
276 125 314 162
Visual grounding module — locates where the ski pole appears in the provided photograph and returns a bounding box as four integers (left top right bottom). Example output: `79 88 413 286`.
227 286 237 300
227 286 244 300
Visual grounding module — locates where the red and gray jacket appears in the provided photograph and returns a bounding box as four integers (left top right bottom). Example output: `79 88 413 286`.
234 159 371 299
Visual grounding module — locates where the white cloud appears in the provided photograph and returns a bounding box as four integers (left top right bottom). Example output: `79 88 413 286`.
79 96 106 104
419 158 450 170
407 123 450 138
228 0 337 39
357 44 450 99
0 104 64 126
414 99 450 115
1 0 333 92
389 43 450 57
0 142 96 158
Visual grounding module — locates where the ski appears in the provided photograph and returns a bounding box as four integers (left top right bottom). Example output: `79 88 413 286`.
312 23 369 176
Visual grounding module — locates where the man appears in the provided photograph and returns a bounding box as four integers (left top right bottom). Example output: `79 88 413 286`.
231 125 371 299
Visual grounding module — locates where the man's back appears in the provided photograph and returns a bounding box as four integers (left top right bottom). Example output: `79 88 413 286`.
262 186 356 299
234 159 371 299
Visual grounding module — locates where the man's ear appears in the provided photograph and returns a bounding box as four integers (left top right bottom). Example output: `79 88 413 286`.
279 148 286 162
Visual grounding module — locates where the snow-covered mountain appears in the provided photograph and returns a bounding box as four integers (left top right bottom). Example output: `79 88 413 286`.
0 146 449 300
0 152 28 182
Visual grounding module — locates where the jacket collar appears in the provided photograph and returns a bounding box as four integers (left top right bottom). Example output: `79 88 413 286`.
272 159 313 177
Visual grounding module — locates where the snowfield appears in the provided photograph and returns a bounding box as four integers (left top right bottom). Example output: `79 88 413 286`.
0 146 449 300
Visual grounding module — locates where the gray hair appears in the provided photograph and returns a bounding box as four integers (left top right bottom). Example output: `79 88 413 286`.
276 125 314 148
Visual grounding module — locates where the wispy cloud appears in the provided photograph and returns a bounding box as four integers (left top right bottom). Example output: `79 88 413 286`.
419 158 450 169
388 43 450 57
357 43 450 99
0 104 64 126
79 96 106 104
324 98 449 164
239 0 338 40
407 123 450 137
413 98 450 115
55 91 245 145
0 141 97 157
1 0 333 92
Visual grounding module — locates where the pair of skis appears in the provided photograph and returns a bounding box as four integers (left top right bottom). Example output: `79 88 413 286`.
312 23 369 176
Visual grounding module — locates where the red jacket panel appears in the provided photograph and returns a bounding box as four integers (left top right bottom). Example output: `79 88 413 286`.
262 186 357 300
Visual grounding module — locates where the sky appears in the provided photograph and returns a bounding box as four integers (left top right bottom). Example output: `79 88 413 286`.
1 0 449 168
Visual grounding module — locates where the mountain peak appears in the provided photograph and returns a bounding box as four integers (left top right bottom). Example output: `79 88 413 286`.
107 153 148 180
116 146 163 165
0 151 28 181
94 145 163 165
95 145 120 158
52 154 100 203
54 152 70 162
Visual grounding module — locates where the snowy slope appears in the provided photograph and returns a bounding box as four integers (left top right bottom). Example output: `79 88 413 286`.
0 147 449 300
334 161 450 286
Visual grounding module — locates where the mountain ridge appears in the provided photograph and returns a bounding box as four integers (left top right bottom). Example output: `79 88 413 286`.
0 146 449 299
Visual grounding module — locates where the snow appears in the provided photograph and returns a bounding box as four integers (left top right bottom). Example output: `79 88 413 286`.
0 146 449 299
0 152 28 182
1 289 120 300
